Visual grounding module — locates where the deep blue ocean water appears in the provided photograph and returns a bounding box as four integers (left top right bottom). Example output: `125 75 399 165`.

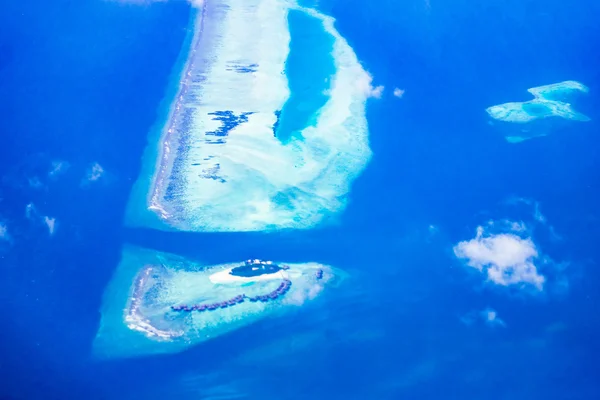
1 0 599 399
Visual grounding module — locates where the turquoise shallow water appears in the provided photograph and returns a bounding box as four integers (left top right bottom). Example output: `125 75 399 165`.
275 9 336 143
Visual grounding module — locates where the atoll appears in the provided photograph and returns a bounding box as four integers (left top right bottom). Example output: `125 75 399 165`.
126 0 373 232
93 246 339 359
486 80 590 143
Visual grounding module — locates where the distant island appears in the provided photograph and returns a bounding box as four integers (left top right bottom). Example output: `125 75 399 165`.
94 246 339 359
486 80 590 143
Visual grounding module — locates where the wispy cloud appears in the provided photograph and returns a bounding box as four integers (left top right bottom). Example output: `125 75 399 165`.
48 160 70 179
506 197 562 241
25 203 57 237
484 218 528 234
81 162 105 187
461 308 506 328
507 197 547 223
393 88 405 98
428 224 439 235
25 203 36 220
28 177 44 190
287 285 323 306
0 221 9 242
507 220 527 232
44 216 57 236
356 73 384 99
454 225 545 290
533 202 546 224
481 308 506 327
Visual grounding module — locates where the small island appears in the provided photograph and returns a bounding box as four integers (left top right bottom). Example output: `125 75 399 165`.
486 80 590 143
93 246 339 359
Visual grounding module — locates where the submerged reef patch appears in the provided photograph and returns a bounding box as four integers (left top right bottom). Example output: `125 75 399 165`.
486 80 590 143
93 246 340 359
127 0 374 232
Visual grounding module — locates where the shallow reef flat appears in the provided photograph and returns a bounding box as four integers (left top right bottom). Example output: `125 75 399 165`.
486 80 590 143
93 245 341 359
127 0 373 232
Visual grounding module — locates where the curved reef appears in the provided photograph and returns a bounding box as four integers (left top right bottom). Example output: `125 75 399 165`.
127 0 373 232
486 80 590 143
93 246 341 359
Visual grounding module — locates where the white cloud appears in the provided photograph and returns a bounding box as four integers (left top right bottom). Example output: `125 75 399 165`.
82 162 105 186
25 203 57 237
461 308 506 327
486 218 528 233
481 308 506 327
370 85 384 99
0 222 9 242
44 216 57 236
393 87 405 98
507 220 527 232
454 225 545 290
48 160 69 179
356 73 384 99
25 203 36 220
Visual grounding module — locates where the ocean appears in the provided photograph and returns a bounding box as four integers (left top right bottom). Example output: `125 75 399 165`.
1 0 599 399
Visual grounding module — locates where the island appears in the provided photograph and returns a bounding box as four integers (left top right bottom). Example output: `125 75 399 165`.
93 246 341 359
486 80 590 143
125 0 374 232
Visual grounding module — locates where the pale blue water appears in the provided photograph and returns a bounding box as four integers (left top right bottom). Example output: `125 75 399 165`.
1 0 599 399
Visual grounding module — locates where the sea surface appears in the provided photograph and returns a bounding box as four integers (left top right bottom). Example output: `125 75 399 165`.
1 0 599 399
